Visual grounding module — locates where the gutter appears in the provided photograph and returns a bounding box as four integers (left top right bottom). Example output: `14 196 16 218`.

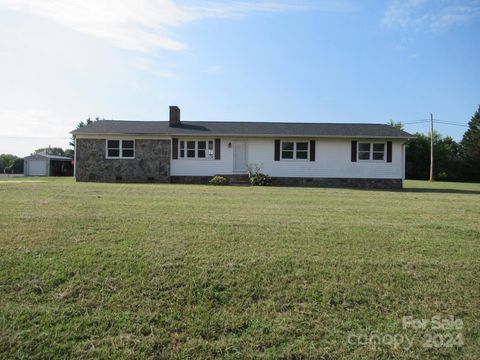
71 132 414 140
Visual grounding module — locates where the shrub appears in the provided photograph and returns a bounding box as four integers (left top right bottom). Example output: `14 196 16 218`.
246 162 271 186
249 173 271 186
209 176 229 185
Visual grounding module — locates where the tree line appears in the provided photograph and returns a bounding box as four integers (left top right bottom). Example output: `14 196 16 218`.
403 106 480 182
0 117 96 174
1 111 479 181
0 147 73 174
0 154 23 174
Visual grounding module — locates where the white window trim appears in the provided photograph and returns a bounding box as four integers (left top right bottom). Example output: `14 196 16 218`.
280 140 309 161
357 142 386 162
178 139 215 160
105 139 135 159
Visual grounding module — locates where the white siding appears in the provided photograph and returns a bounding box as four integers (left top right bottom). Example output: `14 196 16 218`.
171 137 405 179
171 139 234 176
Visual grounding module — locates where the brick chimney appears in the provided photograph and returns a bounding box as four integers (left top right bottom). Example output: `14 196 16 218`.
169 106 181 127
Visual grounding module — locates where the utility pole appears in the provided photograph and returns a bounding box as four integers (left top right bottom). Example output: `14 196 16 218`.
429 113 434 181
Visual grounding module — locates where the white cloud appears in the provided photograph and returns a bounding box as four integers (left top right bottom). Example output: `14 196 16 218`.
0 0 355 156
382 0 480 31
131 57 176 78
0 110 73 138
204 65 223 75
0 0 191 52
186 0 349 18
0 0 352 53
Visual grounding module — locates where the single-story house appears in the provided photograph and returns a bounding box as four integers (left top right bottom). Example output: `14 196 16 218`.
24 154 74 176
71 106 413 188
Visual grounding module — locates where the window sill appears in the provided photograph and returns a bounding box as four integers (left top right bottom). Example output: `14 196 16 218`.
176 158 215 161
357 160 386 163
106 157 136 160
280 159 309 162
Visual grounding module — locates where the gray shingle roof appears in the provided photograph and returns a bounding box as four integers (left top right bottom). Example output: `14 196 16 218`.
24 154 72 160
71 120 413 139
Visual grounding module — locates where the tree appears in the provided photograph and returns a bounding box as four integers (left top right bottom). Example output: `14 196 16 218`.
387 119 404 130
69 118 94 147
0 154 18 176
33 147 65 156
64 149 74 158
461 106 480 182
405 132 463 181
435 136 462 181
13 158 24 174
406 133 431 180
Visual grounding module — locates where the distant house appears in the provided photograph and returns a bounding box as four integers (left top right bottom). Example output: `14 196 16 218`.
24 154 73 176
71 106 413 188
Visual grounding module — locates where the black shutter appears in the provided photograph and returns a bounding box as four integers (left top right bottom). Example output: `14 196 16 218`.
172 138 178 160
387 141 392 163
351 141 357 162
274 140 280 161
215 139 221 160
310 140 316 161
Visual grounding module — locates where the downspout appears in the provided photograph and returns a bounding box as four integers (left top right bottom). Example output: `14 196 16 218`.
169 137 173 183
74 136 77 179
402 142 406 188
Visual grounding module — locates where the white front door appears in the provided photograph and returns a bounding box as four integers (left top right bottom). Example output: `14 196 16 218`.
233 141 248 172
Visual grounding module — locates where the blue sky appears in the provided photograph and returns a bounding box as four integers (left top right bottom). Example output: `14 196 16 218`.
0 0 479 156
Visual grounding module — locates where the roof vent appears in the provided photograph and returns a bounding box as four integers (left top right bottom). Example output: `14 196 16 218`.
169 106 181 127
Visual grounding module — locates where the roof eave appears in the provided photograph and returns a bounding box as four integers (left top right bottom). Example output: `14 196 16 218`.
72 131 413 139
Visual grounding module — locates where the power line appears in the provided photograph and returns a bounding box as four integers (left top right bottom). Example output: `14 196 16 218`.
435 120 469 127
0 136 70 140
402 119 469 127
435 119 468 125
402 119 430 124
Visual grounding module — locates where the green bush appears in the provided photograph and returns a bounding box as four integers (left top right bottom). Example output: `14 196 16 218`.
245 162 271 186
249 173 271 186
209 176 229 185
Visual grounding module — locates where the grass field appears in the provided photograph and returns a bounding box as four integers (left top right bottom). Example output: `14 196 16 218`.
1 178 479 359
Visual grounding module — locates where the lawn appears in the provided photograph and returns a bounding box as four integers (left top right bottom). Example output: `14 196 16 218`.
0 179 479 359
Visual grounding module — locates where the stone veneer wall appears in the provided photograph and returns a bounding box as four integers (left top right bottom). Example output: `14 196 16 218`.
270 177 403 189
170 176 211 185
76 139 170 183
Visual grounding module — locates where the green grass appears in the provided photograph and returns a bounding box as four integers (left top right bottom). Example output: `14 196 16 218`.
1 179 479 359
406 179 480 192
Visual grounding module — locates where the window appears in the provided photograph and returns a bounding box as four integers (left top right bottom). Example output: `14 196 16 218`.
281 141 309 160
358 142 385 161
187 141 195 158
282 142 294 159
296 142 308 159
122 140 134 158
208 141 214 158
372 143 385 160
107 140 120 158
358 143 371 160
198 141 206 158
180 141 185 158
106 140 135 159
179 140 215 159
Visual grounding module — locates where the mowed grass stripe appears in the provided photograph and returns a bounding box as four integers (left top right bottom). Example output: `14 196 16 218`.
0 179 479 359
